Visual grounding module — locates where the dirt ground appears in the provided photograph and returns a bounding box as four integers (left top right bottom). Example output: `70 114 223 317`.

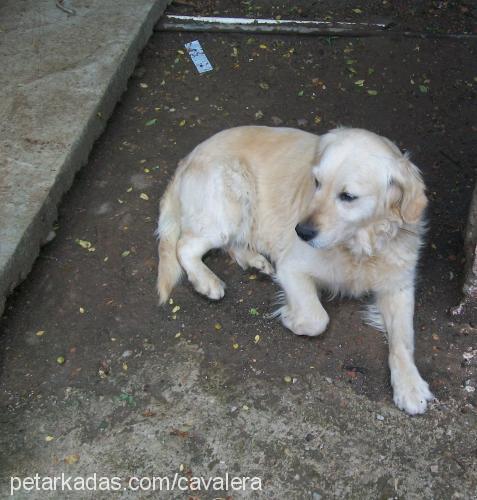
1 5 477 499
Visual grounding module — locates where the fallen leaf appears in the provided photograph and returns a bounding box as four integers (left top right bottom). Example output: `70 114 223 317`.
143 409 157 417
419 84 429 93
36 330 45 337
76 239 92 249
354 79 365 86
254 335 260 343
64 454 80 465
121 250 130 257
145 118 158 126
56 356 65 365
249 308 259 316
214 322 222 331
367 90 378 95
170 428 190 438
139 193 149 201
172 305 180 314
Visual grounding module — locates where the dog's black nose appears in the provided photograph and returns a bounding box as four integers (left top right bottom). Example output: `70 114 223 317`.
295 223 318 242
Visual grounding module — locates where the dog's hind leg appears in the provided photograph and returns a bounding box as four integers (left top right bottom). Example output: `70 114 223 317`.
228 246 274 275
178 234 225 300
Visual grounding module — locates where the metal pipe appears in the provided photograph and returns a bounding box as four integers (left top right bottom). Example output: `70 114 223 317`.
156 14 476 39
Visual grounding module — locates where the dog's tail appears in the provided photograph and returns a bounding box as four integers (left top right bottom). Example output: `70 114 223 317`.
156 174 183 305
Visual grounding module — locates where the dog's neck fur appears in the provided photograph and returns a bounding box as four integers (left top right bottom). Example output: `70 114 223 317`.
344 217 424 261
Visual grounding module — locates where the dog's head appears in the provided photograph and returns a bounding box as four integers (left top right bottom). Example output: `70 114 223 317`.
295 128 427 254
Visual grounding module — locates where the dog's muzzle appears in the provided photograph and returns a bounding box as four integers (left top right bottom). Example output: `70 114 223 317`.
295 223 318 242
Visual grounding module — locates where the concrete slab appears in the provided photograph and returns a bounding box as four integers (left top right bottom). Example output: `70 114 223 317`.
0 0 170 317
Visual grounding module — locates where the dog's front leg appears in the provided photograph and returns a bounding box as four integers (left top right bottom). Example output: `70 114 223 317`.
276 262 329 337
376 286 434 415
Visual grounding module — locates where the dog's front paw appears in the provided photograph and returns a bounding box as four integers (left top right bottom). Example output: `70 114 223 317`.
250 254 274 275
193 276 226 301
392 369 434 415
280 306 329 337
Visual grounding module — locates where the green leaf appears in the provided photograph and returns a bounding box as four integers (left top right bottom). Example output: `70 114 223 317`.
145 118 158 126
367 90 378 95
354 79 365 86
419 85 429 93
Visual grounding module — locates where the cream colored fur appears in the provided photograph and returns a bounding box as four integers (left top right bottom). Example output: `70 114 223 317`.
156 126 434 415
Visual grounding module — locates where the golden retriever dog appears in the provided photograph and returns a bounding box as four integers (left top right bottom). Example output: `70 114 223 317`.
156 126 434 415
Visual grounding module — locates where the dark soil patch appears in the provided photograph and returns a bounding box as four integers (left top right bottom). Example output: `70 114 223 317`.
1 29 476 415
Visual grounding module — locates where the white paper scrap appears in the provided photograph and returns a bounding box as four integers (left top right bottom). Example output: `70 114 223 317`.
184 40 213 74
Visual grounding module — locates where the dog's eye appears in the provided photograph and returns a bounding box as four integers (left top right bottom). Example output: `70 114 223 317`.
315 178 321 189
339 192 358 202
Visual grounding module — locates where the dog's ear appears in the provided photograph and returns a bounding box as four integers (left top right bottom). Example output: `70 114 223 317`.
388 159 427 224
